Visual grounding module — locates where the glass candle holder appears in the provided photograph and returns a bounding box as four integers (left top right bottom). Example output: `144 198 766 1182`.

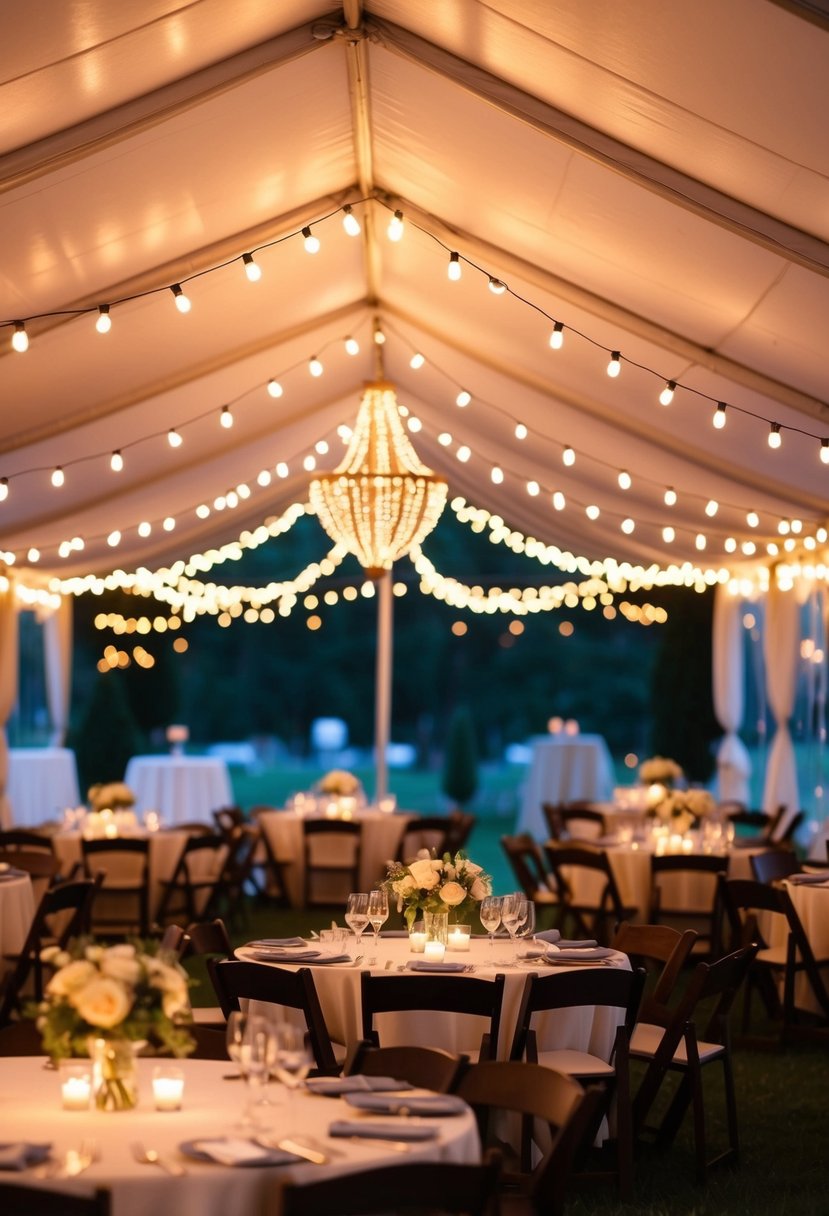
423 939 446 962
408 920 426 953
152 1065 184 1111
60 1061 92 1111
447 922 471 951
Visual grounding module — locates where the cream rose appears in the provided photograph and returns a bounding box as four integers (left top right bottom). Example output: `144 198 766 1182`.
73 977 132 1029
46 959 97 998
408 859 440 890
393 875 416 897
470 875 490 900
101 951 141 985
438 881 467 906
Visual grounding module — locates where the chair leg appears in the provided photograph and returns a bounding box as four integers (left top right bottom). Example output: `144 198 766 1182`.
615 1036 634 1200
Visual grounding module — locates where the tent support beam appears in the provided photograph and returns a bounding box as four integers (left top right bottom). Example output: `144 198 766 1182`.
373 570 393 802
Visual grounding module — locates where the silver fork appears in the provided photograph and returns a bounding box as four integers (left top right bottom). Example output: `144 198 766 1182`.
132 1141 187 1176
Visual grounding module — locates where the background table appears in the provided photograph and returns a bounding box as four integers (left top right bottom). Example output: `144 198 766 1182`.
52 830 192 922
7 748 81 827
0 871 35 979
257 810 413 907
780 879 829 1015
0 1056 479 1216
517 735 615 839
124 756 233 826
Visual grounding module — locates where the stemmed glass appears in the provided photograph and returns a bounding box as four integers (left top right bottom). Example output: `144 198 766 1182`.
225 1010 248 1080
500 893 527 962
366 888 389 958
479 895 502 955
345 892 369 954
515 900 536 955
227 1012 273 1130
273 1023 312 1119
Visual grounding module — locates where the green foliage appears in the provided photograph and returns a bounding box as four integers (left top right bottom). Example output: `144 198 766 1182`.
69 672 145 791
442 705 479 806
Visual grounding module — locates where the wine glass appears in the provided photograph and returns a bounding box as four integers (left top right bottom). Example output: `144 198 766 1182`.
225 1010 248 1079
479 895 502 955
515 900 536 954
366 888 389 958
345 892 369 953
500 893 527 961
273 1023 312 1118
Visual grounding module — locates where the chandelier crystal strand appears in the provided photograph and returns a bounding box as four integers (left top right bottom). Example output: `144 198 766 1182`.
309 380 448 579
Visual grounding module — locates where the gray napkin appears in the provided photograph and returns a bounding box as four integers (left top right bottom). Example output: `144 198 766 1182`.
328 1120 438 1141
345 1092 467 1117
787 872 829 885
250 948 321 961
545 946 616 962
555 938 599 949
0 1143 51 1171
247 937 307 947
533 929 561 943
306 1075 414 1095
405 960 468 973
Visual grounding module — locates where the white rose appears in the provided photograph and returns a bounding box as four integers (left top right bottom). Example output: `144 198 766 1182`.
162 978 190 1019
101 952 141 985
40 945 62 964
73 977 132 1029
463 861 482 876
84 945 105 963
393 876 416 897
470 876 490 900
46 959 97 997
409 859 440 890
439 881 467 907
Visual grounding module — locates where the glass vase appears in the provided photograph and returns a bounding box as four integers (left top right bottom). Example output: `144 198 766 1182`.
89 1036 139 1111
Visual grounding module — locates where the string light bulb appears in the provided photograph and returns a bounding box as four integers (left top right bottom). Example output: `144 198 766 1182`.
821 439 829 464
168 428 183 448
713 402 727 429
607 351 621 378
491 466 504 484
768 423 782 449
342 205 361 237
12 322 28 352
618 470 632 490
659 380 676 406
448 252 461 281
562 446 575 467
171 284 191 313
705 499 719 517
220 405 234 428
746 510 759 528
456 390 471 408
242 253 261 282
373 320 385 345
488 276 507 295
345 336 360 356
586 504 600 520
514 423 527 440
410 352 425 369
549 322 564 350
110 451 124 472
621 517 635 534
51 467 64 488
662 525 675 542
387 209 404 241
0 477 8 502
309 356 323 377
302 226 320 253
96 305 112 334
664 487 677 506
267 378 283 398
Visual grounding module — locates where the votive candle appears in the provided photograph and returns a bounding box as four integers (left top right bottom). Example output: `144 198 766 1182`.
424 940 445 962
152 1067 184 1111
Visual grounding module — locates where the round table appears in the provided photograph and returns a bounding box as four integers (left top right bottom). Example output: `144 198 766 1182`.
518 735 615 838
0 1056 479 1216
124 756 233 826
0 870 35 979
7 748 81 827
52 830 192 922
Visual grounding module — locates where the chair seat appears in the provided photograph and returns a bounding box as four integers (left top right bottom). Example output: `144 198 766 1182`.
190 1006 225 1025
536 1047 615 1077
756 944 788 966
630 1021 725 1065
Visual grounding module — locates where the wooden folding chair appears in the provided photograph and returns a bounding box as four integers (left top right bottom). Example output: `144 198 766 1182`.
750 849 802 884
302 819 362 906
543 802 607 842
344 1040 468 1093
155 833 228 926
360 970 506 1062
0 1182 110 1216
81 837 150 937
501 833 559 915
544 843 637 944
649 853 728 959
611 923 698 1016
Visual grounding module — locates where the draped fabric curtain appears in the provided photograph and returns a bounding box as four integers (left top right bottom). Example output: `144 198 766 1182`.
762 580 800 827
43 597 73 746
712 585 752 804
0 580 19 829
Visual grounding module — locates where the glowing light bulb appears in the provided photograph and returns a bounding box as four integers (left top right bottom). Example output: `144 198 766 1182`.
768 423 782 448
410 352 425 369
562 446 575 467
746 510 759 528
138 521 152 536
96 305 111 334
168 428 183 448
659 380 675 406
549 322 564 350
778 519 790 536
387 209 404 241
488 277 507 295
242 253 261 282
662 525 675 542
345 336 360 356
821 439 829 464
527 480 540 496
664 487 677 506
107 530 121 547
438 432 452 446
456 390 471 408
695 533 707 550
27 547 39 562
221 405 234 428
342 205 361 237
724 537 737 553
618 470 632 490
51 467 64 488
586 504 600 520
552 491 565 511
309 356 323 377
514 423 527 440
456 445 471 462
171 284 191 313
110 451 124 472
448 252 461 281
0 477 8 502
491 465 504 484
373 322 385 345
705 499 718 517
607 351 621 378
621 517 635 534
302 226 320 253
713 402 727 429
12 322 28 352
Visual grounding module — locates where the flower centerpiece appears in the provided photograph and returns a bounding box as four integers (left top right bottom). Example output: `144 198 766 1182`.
317 769 361 797
88 782 136 811
648 788 716 834
384 850 492 930
639 756 684 787
30 938 195 1110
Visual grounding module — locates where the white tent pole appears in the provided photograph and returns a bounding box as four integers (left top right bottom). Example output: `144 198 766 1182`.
373 570 393 802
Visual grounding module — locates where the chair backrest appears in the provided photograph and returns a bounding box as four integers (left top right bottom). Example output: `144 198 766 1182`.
719 876 787 953
509 965 646 1062
399 815 452 860
649 853 728 953
772 808 804 844
157 923 188 956
302 819 362 905
207 959 339 1073
543 841 630 943
776 885 829 1020
611 922 698 1017
0 829 56 854
0 848 62 903
501 833 556 902
345 1040 468 1093
543 802 606 841
360 971 506 1061
212 805 245 837
280 1149 502 1216
645 944 758 1042
0 1183 111 1216
156 833 229 924
750 848 802 884
80 837 150 935
184 917 234 958
454 1061 604 1215
445 810 476 853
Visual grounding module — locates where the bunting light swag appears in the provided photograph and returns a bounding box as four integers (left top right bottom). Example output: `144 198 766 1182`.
309 379 448 579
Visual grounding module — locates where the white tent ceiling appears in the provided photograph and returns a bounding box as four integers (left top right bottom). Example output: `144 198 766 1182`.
1 0 828 593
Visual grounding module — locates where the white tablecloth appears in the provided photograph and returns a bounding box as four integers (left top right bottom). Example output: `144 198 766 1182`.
0 871 35 977
518 735 615 838
257 811 412 907
124 757 233 826
779 879 829 1015
52 830 191 922
239 936 630 1064
7 748 81 827
0 1057 479 1216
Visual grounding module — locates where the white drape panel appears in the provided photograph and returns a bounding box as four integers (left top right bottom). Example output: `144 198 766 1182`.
43 596 72 746
712 585 751 804
762 581 800 827
0 580 19 829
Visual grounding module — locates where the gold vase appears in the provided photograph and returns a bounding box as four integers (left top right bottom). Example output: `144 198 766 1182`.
89 1036 138 1111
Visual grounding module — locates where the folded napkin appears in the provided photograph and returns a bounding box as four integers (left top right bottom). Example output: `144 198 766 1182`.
0 867 26 882
405 960 468 973
544 946 616 963
517 947 548 960
306 1075 414 1096
786 872 829 885
247 937 307 948
328 1120 438 1142
181 1138 298 1167
533 929 561 944
552 939 599 949
249 948 322 961
301 953 351 965
345 1092 467 1117
0 1143 52 1171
